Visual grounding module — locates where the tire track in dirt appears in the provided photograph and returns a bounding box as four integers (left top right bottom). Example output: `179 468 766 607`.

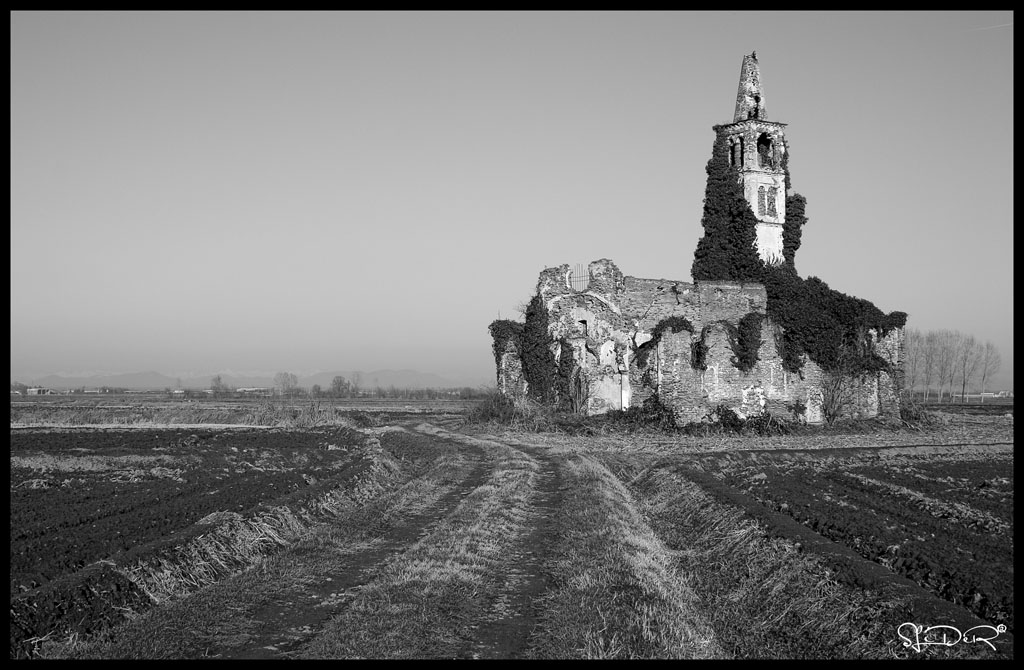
206 427 495 659
367 423 566 659
458 439 565 659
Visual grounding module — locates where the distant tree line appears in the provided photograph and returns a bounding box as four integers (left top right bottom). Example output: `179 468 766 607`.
202 372 489 401
11 376 491 400
903 329 1003 403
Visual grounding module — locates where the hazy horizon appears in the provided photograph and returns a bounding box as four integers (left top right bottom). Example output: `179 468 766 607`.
11 11 1014 391
13 366 479 388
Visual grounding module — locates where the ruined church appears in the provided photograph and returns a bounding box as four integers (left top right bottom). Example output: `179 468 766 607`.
491 53 905 425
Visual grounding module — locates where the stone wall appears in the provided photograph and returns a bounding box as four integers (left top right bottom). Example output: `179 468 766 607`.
496 340 527 399
656 329 707 424
651 308 826 425
876 327 905 418
697 280 767 321
495 259 903 426
800 327 905 424
539 260 633 414
618 276 700 332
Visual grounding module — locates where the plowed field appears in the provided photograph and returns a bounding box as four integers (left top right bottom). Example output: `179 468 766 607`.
10 410 1013 659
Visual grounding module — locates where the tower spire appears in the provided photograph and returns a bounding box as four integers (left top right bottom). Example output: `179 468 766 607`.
717 53 787 266
733 51 765 122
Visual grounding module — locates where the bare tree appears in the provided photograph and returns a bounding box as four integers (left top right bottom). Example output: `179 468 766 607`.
210 374 229 396
274 372 298 397
330 375 350 397
977 341 1002 401
820 375 855 425
933 330 960 403
954 335 982 403
921 331 939 402
903 328 924 400
819 344 864 425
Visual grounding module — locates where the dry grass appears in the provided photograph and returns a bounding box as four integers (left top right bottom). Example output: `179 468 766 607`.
297 437 539 658
11 453 197 473
119 448 403 605
493 413 1014 457
629 467 923 659
525 453 720 659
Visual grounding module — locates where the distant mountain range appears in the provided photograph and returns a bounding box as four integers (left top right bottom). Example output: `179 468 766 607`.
21 369 473 391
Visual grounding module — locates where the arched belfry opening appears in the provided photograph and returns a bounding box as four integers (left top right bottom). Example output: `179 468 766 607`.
756 133 774 169
730 137 745 168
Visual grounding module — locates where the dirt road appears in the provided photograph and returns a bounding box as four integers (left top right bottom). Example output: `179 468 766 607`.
71 422 589 658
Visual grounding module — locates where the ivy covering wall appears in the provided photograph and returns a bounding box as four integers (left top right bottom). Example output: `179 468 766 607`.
520 294 557 404
780 144 806 270
725 312 765 373
487 320 523 368
689 132 906 377
690 137 763 282
761 266 907 375
634 316 695 368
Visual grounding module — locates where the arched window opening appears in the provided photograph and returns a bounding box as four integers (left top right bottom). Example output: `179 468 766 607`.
757 133 774 169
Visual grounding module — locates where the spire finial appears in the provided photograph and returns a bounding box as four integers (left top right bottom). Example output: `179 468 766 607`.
733 53 765 122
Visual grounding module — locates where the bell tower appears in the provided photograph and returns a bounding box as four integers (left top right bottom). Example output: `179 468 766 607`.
716 52 787 265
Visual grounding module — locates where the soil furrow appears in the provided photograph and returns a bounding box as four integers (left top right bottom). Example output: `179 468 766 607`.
59 429 492 659
219 438 493 658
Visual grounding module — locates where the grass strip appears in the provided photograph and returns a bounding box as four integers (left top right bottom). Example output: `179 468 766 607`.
524 453 720 659
296 440 538 658
629 467 999 659
119 447 403 604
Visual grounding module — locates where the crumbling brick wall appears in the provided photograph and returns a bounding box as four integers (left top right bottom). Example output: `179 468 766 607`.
501 259 901 425
539 260 634 412
496 340 527 398
875 327 904 418
655 329 707 425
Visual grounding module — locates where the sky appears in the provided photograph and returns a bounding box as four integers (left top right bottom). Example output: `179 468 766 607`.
10 11 1013 389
